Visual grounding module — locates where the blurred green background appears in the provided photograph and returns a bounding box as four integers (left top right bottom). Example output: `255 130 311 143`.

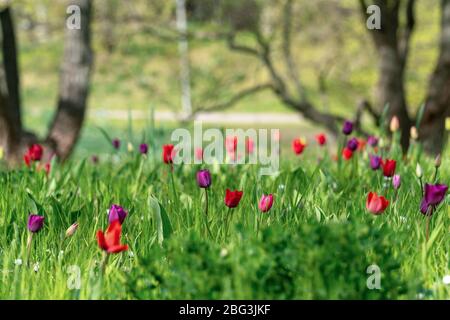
9 0 442 155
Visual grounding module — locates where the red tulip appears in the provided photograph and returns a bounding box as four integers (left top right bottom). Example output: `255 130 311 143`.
292 138 306 155
162 144 175 164
342 147 353 160
315 134 326 146
366 192 389 215
225 136 238 154
382 159 396 177
224 189 243 208
28 144 43 161
24 154 31 167
24 144 44 167
246 138 255 154
96 220 128 254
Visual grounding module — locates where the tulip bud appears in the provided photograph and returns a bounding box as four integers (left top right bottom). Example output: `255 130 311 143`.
416 163 423 178
139 143 148 155
446 117 450 131
258 194 274 213
127 142 134 153
0 146 3 160
342 120 353 135
390 116 400 132
112 139 120 150
434 154 441 168
108 204 128 224
27 214 45 233
410 126 418 140
393 175 401 189
65 222 78 238
196 169 212 188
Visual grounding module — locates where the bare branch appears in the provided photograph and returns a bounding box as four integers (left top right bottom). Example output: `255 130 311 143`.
354 99 381 130
226 33 260 57
190 83 273 116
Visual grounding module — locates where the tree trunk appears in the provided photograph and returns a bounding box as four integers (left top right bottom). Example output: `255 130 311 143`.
0 8 23 163
376 45 412 150
176 0 193 117
359 0 417 152
46 0 93 161
0 7 21 126
419 0 450 155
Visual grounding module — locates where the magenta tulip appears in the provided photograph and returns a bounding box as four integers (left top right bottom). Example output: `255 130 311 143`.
258 194 274 213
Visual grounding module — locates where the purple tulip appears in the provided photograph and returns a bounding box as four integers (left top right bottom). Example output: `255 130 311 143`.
342 120 353 135
139 143 149 155
347 137 359 151
108 204 128 224
367 136 378 147
420 183 448 215
112 139 121 150
369 154 382 170
27 214 45 233
393 174 401 189
91 155 99 164
196 169 212 188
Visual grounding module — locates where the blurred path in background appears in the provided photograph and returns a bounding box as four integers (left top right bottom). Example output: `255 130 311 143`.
89 110 303 124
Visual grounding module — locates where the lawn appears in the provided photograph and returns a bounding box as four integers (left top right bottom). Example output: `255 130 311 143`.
0 124 448 299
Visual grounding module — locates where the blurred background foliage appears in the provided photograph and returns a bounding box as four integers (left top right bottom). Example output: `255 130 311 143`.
6 0 440 135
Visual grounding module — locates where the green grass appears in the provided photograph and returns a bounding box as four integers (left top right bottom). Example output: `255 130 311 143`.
0 127 448 299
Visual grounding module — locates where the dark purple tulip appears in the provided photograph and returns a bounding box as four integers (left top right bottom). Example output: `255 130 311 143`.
369 154 382 170
112 139 121 150
342 120 353 135
347 137 359 151
108 204 128 224
420 184 448 215
139 143 149 155
91 155 99 164
367 136 378 147
196 169 212 188
27 214 45 233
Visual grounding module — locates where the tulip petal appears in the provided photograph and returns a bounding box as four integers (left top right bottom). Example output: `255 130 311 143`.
96 231 107 251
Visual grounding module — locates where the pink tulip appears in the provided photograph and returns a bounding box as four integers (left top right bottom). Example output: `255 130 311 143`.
258 194 274 213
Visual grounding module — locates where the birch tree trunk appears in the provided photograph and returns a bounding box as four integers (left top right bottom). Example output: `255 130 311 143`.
176 0 192 117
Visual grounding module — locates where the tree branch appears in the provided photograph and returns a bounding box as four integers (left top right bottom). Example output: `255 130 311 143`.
354 99 381 130
189 83 273 117
226 32 260 57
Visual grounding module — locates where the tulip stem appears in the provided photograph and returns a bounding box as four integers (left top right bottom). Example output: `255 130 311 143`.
204 188 209 217
26 233 33 267
433 167 439 183
425 207 432 242
224 208 232 239
419 177 424 197
203 189 213 238
100 252 110 275
169 165 178 203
